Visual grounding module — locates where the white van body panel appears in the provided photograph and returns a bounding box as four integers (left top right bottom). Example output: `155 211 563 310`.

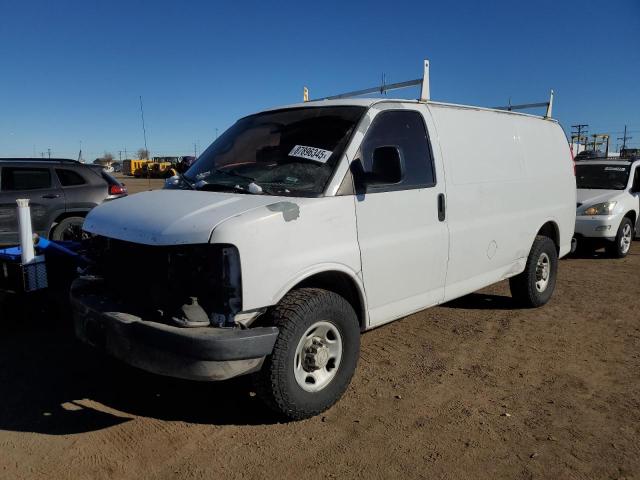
427 104 575 302
83 190 279 245
209 195 365 318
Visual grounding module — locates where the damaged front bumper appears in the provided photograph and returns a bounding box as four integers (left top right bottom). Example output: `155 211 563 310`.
71 277 278 381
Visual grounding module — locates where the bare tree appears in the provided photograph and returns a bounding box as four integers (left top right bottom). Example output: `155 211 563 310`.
137 148 150 160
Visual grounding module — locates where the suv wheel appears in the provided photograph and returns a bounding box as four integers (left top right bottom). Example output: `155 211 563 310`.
50 216 87 241
606 217 633 258
509 235 558 308
256 288 360 420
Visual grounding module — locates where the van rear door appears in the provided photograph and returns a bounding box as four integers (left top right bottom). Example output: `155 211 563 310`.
353 105 449 327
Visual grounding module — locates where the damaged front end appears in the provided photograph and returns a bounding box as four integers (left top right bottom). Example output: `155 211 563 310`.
85 237 244 327
71 237 278 381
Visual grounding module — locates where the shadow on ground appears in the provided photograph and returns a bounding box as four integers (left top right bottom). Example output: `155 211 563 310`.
566 239 640 260
443 292 517 311
0 297 279 436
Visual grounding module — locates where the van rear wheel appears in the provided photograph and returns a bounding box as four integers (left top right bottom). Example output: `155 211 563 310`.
256 288 360 420
509 235 558 308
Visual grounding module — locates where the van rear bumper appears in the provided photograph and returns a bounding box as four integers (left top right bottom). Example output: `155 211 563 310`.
71 278 278 381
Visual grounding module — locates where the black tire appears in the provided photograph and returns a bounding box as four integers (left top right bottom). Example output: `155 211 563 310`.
256 288 360 420
509 235 558 308
605 217 633 258
50 216 86 241
573 238 594 257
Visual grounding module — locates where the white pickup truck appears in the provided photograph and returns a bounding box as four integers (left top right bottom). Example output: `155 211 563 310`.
574 158 640 257
72 97 576 419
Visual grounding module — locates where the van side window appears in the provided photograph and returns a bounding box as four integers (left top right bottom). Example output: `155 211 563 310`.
56 169 86 187
359 110 435 191
0 167 52 191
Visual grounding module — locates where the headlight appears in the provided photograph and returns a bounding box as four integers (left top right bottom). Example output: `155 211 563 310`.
583 201 616 216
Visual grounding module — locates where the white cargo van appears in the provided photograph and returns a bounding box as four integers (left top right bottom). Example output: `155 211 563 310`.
72 72 576 419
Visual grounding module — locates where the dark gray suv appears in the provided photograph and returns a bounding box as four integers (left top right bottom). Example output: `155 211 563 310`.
0 158 127 244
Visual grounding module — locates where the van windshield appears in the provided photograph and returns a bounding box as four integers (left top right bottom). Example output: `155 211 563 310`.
184 106 366 197
576 164 630 190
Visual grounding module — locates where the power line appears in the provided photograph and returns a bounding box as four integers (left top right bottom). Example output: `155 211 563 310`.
571 124 589 152
617 125 632 151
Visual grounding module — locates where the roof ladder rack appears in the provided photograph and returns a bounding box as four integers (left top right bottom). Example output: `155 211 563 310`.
493 90 554 118
304 59 431 103
303 59 554 119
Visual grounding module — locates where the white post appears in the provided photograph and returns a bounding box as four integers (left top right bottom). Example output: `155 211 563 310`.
420 59 430 102
16 199 36 264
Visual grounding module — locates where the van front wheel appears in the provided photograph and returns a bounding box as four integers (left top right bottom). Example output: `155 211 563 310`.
509 235 558 308
256 288 360 420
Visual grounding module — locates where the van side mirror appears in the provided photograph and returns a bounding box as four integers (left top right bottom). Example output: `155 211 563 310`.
365 146 403 186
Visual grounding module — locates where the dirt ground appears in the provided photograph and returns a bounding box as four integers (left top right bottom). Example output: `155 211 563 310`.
1 183 639 479
114 174 166 194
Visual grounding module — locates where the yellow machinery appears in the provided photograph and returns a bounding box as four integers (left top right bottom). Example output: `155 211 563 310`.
134 161 177 178
123 159 151 176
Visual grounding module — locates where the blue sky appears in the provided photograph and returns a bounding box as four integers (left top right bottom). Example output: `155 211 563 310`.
1 0 639 160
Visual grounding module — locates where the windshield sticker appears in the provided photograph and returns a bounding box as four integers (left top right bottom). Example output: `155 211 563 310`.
604 167 626 172
289 145 332 163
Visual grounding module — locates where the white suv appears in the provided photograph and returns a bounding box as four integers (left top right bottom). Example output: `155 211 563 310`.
574 159 640 257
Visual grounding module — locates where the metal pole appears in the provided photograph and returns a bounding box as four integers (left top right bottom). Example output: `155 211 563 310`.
139 95 148 156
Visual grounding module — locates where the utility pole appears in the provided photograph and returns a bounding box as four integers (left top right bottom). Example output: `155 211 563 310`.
194 142 197 157
571 124 589 153
124 148 128 160
139 95 148 156
47 148 51 159
617 125 632 151
118 151 122 162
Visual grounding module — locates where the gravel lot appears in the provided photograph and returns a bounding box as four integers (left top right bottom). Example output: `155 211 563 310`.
1 179 638 479
115 174 166 194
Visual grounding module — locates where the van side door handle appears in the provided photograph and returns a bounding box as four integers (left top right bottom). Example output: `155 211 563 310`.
437 193 446 221
42 193 60 199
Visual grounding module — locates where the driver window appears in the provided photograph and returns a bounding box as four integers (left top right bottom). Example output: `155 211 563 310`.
355 110 436 193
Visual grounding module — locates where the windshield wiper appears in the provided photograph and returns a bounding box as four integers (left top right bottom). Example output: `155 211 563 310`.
213 168 256 182
179 173 195 189
195 181 251 194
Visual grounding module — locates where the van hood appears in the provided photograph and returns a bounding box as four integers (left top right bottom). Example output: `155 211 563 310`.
576 189 623 207
83 190 280 245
